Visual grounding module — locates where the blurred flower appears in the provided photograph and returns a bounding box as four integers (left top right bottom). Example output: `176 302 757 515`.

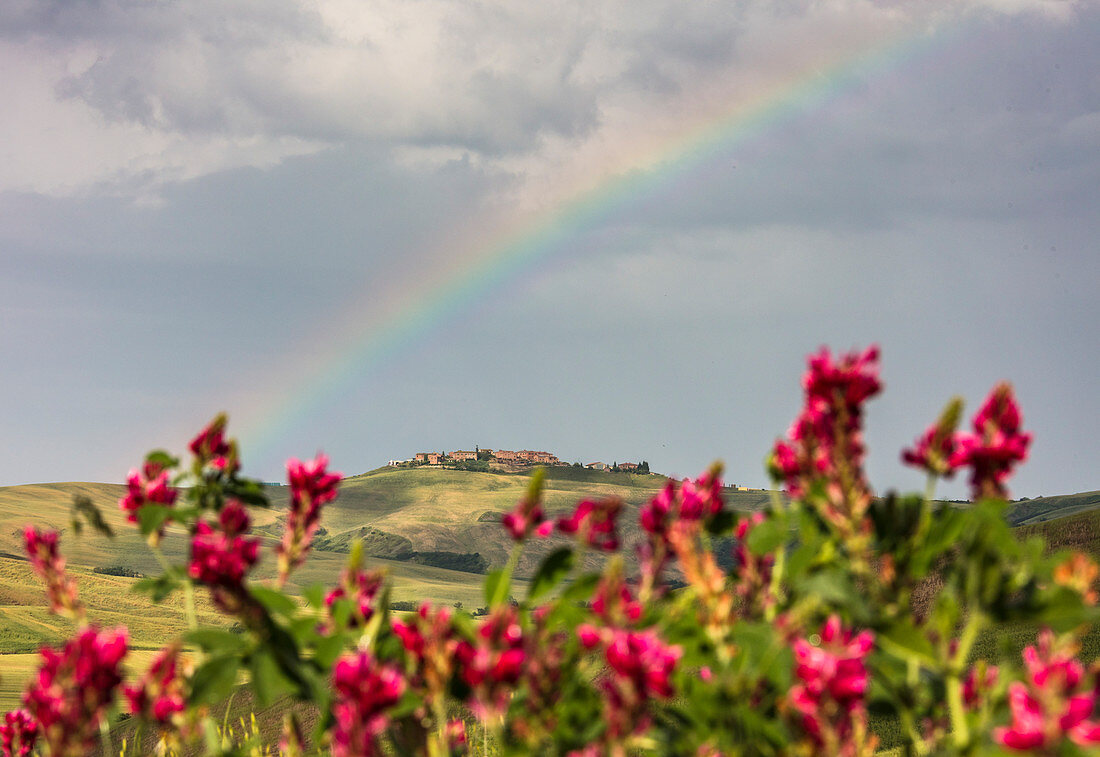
769 346 881 546
189 413 238 473
325 568 385 629
950 383 1031 501
732 512 775 615
24 626 127 757
0 709 38 757
600 628 682 740
993 629 1100 750
456 606 526 722
901 397 964 478
788 616 876 756
23 527 82 620
278 453 341 585
330 651 406 757
119 460 178 536
188 501 259 613
963 662 999 710
1054 552 1100 605
502 493 552 541
557 497 622 551
123 643 187 726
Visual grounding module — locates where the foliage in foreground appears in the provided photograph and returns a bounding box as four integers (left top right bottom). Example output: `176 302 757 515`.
3 346 1100 756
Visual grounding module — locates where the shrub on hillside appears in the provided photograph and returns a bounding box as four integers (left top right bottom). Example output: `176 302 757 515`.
4 348 1099 757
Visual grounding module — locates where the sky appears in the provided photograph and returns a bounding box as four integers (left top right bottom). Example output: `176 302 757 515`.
1 0 1097 500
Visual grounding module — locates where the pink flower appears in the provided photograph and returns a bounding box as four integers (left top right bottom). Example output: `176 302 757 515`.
962 663 999 709
23 527 82 620
769 346 881 542
639 481 675 537
456 606 526 721
502 493 553 541
325 568 385 628
950 383 1031 501
604 628 681 700
732 512 775 613
994 629 1100 750
591 573 643 626
596 628 682 740
277 454 342 585
24 626 128 757
119 460 178 536
391 603 459 714
188 501 259 613
902 420 963 479
557 497 622 551
189 414 238 473
330 651 406 757
788 616 874 751
123 643 187 726
0 710 38 757
802 345 882 409
678 470 724 521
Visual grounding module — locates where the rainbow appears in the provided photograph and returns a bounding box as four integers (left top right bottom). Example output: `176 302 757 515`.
236 22 956 470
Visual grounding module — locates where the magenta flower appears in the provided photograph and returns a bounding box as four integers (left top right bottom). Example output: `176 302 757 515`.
962 663 999 709
732 512 774 612
330 651 406 757
950 383 1031 501
188 501 259 613
769 346 881 543
0 710 38 757
598 628 682 740
591 572 643 626
325 567 385 628
23 527 82 620
678 469 724 521
456 606 526 721
277 453 342 585
189 414 238 473
639 481 675 537
788 616 874 753
24 626 128 757
123 643 187 726
994 629 1100 750
119 460 178 535
557 497 622 551
502 493 553 541
901 423 962 479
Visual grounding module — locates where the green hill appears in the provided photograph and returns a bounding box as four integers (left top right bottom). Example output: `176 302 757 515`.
1004 490 1100 526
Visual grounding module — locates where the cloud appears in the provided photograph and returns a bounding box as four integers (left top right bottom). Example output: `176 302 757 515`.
1 0 1086 198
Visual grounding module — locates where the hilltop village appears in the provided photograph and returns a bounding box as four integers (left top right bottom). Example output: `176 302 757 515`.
387 447 651 474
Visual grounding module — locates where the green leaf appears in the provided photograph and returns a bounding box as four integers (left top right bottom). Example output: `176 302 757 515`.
484 568 506 607
145 450 180 469
705 510 736 536
189 654 241 706
70 494 115 538
137 504 172 537
313 632 346 669
528 547 575 601
185 628 249 655
746 517 786 555
250 586 299 619
228 478 270 508
132 568 184 603
561 572 600 603
248 649 296 707
302 583 326 610
878 619 938 667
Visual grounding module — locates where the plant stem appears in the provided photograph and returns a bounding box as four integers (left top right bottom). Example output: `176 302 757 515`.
947 612 984 750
